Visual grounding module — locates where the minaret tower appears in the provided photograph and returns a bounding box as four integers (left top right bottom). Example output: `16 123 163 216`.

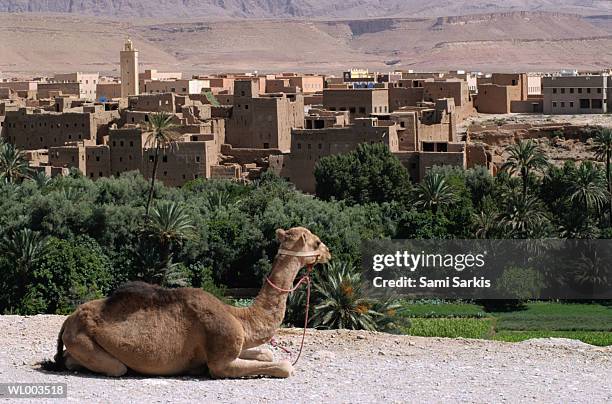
120 38 139 98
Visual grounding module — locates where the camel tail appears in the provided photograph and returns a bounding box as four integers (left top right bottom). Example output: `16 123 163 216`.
54 321 66 368
40 321 67 371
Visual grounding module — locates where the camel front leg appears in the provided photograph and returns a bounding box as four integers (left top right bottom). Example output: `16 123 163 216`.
239 347 274 362
209 358 294 379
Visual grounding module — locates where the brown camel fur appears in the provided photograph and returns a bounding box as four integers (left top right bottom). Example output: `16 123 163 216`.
53 227 330 378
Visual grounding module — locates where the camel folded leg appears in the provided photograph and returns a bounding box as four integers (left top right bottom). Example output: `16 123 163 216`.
239 347 274 362
209 358 293 379
63 332 127 377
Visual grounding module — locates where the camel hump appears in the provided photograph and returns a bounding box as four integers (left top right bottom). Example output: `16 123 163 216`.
105 281 182 308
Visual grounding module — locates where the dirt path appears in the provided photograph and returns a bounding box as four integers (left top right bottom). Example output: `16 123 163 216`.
1 315 610 403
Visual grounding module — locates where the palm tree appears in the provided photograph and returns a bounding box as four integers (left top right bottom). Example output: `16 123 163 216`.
410 173 457 215
0 142 31 183
499 192 549 238
0 229 47 302
566 161 607 214
143 112 181 216
144 202 195 268
473 208 499 239
592 128 612 224
31 171 51 189
501 140 549 196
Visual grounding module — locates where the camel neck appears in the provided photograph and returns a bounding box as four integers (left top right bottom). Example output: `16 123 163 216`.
236 254 303 348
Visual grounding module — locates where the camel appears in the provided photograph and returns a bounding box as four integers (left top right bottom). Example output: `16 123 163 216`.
53 226 330 378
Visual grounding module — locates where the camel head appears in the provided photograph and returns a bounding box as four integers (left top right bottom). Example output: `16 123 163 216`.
275 227 331 266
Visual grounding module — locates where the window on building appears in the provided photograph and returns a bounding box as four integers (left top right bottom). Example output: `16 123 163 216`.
130 141 134 147
149 155 154 162
297 143 302 149
318 143 322 149
423 143 434 152
593 99 603 109
587 88 591 94
163 171 167 176
96 156 100 162
359 107 366 114
349 107 356 114
561 88 565 94
570 88 574 94
578 88 582 94
598 88 602 94
570 102 574 108
580 99 590 109
560 102 565 108
552 101 557 107
99 172 102 177
553 88 557 94
162 155 168 163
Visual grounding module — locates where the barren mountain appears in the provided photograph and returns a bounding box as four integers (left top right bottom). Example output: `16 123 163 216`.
2 11 612 75
2 0 612 19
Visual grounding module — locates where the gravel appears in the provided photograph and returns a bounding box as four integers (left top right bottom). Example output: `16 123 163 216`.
1 315 611 403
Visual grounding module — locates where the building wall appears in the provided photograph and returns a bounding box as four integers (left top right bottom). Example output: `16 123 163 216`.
141 140 217 186
120 40 139 98
475 84 524 114
528 75 542 96
128 93 178 113
273 118 398 192
85 145 111 179
108 127 146 176
143 79 210 95
49 144 86 172
288 76 324 94
97 83 121 100
2 108 118 150
53 73 99 100
388 87 425 111
323 88 389 121
37 83 81 99
0 81 38 92
542 75 608 114
225 80 304 151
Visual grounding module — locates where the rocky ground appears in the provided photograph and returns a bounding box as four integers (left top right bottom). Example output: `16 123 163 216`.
0 316 610 403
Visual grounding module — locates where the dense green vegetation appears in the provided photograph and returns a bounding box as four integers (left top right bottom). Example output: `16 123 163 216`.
401 301 612 346
0 139 610 343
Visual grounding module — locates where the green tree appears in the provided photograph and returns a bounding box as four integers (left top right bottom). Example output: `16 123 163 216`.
410 173 458 215
566 161 607 214
592 128 612 223
143 112 181 215
141 202 195 285
0 142 31 183
501 140 549 196
0 229 47 310
26 236 113 314
314 143 411 204
499 192 550 238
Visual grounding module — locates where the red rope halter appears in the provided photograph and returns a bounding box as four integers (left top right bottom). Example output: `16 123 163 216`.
266 263 314 366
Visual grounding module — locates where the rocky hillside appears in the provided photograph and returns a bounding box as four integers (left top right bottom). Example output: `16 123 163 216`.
2 0 612 19
3 10 612 75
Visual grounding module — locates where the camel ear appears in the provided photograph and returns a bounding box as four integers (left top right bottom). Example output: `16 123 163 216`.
276 228 287 242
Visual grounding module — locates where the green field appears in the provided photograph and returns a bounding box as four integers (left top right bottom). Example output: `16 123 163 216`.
400 301 612 346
